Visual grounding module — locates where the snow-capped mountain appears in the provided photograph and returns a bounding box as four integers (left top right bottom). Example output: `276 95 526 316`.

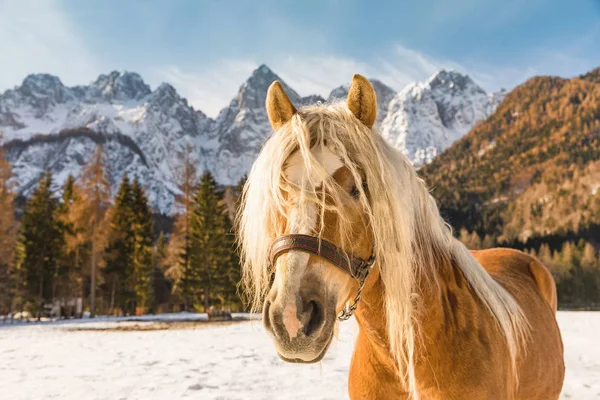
0 66 502 214
207 65 303 184
380 70 503 166
0 71 213 212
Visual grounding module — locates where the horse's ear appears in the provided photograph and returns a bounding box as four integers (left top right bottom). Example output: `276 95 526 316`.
266 81 297 131
347 74 377 129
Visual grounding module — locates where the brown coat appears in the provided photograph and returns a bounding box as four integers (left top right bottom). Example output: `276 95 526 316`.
350 248 565 400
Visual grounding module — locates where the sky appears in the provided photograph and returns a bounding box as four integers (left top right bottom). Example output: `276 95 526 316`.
1 0 599 117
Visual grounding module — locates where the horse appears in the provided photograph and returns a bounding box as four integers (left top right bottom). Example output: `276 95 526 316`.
237 74 565 399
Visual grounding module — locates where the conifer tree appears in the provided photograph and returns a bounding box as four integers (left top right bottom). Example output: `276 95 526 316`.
580 242 599 303
54 175 83 313
192 171 223 311
167 147 199 310
152 232 171 312
0 149 17 314
104 175 135 314
458 228 482 250
130 177 154 312
218 203 241 308
538 243 553 267
78 146 111 317
481 235 496 250
580 242 597 270
15 171 64 319
190 171 242 310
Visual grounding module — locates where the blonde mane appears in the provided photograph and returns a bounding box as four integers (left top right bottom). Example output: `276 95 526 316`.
237 102 528 398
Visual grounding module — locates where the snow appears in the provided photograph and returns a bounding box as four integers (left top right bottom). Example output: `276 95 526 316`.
559 312 600 399
379 69 500 167
1 67 495 214
0 311 597 399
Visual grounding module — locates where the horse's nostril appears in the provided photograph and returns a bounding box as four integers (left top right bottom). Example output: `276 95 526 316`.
302 300 324 337
263 299 273 332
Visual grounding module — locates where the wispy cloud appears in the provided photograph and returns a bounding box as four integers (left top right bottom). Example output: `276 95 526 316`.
269 46 453 97
271 56 370 96
153 45 466 117
0 0 100 89
154 44 479 116
151 61 257 117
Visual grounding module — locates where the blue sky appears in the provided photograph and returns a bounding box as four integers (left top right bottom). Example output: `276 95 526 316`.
1 0 599 116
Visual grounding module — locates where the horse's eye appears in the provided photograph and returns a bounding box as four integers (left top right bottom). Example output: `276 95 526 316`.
349 182 367 200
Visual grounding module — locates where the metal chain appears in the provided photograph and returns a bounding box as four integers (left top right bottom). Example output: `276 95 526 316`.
337 266 371 321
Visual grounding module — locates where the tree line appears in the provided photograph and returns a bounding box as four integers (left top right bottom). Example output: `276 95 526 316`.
458 228 600 309
0 146 243 319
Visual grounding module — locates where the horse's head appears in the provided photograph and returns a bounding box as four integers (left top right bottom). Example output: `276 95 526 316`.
239 75 379 363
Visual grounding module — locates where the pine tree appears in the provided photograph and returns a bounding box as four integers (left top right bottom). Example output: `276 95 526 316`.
538 243 553 265
218 204 241 309
104 175 135 315
54 175 83 315
458 228 481 250
130 177 154 313
152 232 171 312
190 171 241 311
481 235 496 249
79 146 111 317
580 242 599 304
0 149 17 314
15 171 64 319
167 147 199 310
192 171 223 311
233 174 247 225
580 242 597 270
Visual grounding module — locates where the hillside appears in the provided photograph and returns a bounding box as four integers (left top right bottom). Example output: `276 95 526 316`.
420 68 600 243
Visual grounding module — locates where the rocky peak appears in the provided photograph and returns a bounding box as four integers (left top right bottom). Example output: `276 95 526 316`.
381 69 495 166
93 71 151 101
17 73 72 104
235 64 301 111
426 69 482 94
328 84 350 101
150 83 184 109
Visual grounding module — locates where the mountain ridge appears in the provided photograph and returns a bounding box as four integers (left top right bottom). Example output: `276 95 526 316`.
0 65 499 213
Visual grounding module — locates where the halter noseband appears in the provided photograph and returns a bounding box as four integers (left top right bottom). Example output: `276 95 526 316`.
268 234 375 321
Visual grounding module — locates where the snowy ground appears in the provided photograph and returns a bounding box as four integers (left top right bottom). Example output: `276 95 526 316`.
0 312 598 399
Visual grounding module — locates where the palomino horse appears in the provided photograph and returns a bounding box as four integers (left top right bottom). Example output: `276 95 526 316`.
237 75 565 399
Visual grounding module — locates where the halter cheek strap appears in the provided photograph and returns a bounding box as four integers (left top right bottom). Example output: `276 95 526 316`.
268 234 375 321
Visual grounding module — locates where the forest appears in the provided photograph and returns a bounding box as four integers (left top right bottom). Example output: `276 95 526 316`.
458 228 600 308
0 146 243 319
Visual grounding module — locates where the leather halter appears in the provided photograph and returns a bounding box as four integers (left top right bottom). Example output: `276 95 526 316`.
268 234 375 320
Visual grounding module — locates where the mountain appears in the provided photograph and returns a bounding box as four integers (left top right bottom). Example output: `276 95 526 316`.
0 66 496 214
0 71 212 212
379 70 504 166
208 65 303 184
420 70 600 243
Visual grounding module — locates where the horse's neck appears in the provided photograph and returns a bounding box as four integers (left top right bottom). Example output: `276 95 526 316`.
352 252 464 393
354 266 390 351
355 250 457 345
